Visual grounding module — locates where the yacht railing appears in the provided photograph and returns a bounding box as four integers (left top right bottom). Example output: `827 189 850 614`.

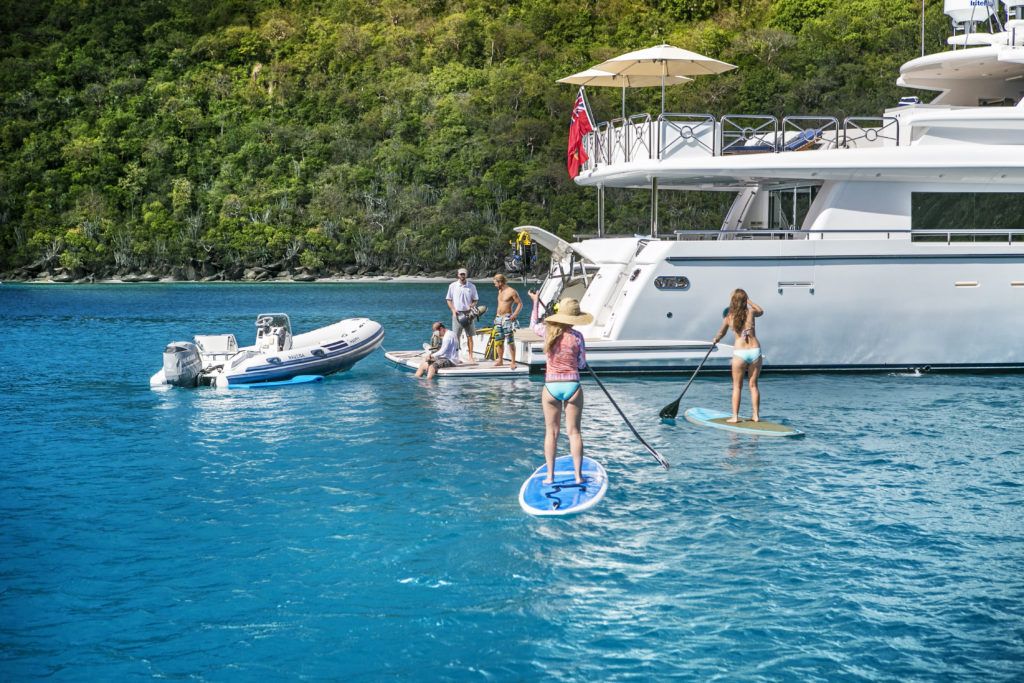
594 114 657 166
782 116 841 150
582 113 902 170
605 118 628 165
571 229 1024 243
843 116 899 148
669 229 1024 243
628 114 654 162
721 115 778 154
659 114 716 158
592 120 611 166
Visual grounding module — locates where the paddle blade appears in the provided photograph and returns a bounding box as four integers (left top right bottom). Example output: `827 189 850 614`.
647 446 670 470
659 399 680 420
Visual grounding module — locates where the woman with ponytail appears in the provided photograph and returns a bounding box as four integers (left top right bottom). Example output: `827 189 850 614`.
712 289 764 423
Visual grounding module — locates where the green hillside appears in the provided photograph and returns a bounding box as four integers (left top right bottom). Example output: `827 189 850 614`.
0 0 947 280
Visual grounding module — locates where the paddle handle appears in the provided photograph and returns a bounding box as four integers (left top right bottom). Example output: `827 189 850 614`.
660 343 715 419
675 344 715 402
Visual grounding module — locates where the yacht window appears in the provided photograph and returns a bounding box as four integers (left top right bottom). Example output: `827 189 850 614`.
911 192 1024 241
654 276 690 290
768 186 819 231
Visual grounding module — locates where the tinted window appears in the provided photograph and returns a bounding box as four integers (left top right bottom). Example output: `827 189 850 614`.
911 192 1024 241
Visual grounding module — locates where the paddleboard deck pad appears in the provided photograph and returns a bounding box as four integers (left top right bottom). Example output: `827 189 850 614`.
229 374 324 388
684 407 804 437
519 455 608 516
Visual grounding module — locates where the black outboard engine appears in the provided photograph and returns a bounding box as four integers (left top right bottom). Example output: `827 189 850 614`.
163 341 202 388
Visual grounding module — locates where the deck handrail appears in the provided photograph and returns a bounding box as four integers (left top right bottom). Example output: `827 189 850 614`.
607 117 628 165
720 115 778 155
572 229 1024 244
658 114 716 158
579 112 904 172
671 228 1024 244
628 113 654 162
843 116 899 147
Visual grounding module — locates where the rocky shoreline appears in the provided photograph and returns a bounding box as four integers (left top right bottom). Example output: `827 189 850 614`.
2 262 539 284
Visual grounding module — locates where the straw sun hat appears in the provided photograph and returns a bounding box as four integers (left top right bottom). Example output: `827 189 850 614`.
545 298 594 326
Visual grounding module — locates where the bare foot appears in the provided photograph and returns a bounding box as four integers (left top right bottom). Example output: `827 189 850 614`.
509 364 517 371
492 361 503 367
752 416 760 422
726 417 740 423
574 475 584 484
542 477 553 485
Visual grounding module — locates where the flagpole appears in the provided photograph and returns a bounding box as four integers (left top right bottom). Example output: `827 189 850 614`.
579 86 596 128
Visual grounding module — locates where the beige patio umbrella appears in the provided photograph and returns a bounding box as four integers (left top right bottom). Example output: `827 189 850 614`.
556 68 692 119
593 44 737 113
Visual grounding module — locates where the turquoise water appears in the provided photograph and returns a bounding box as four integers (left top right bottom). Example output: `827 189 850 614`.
2 282 1022 680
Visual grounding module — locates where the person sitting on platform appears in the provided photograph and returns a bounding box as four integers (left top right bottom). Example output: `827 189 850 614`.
415 322 461 379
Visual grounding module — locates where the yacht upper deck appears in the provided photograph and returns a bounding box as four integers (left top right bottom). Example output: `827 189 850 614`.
575 97 1024 190
575 39 1024 189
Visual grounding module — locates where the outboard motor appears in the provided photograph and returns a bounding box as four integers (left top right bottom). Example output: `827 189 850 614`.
162 341 202 388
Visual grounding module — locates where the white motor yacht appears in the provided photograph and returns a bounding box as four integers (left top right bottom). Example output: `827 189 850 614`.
500 0 1024 373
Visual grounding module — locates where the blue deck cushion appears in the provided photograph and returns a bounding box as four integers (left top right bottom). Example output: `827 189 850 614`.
783 127 824 151
722 139 775 154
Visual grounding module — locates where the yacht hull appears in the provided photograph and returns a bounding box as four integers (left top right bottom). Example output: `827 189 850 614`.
520 231 1024 373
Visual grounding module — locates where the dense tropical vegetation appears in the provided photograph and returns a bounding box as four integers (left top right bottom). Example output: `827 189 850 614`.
0 0 950 280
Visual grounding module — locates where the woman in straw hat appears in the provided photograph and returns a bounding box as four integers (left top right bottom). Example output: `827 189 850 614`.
528 290 594 484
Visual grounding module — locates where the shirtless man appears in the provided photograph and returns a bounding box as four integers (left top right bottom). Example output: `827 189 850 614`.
490 273 523 370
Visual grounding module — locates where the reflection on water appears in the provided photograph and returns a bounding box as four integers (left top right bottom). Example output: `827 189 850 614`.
722 431 762 466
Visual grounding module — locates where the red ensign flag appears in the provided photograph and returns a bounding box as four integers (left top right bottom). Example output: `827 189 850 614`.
567 87 593 178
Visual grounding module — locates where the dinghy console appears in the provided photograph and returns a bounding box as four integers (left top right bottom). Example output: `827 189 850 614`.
255 313 292 352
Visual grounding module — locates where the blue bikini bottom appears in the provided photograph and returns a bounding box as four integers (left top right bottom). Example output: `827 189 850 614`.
733 347 761 363
545 381 580 401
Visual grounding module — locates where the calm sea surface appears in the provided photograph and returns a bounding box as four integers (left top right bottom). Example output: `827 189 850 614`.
1 282 1022 680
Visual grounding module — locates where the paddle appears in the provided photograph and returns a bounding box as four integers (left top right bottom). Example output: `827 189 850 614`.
658 344 715 421
587 365 670 471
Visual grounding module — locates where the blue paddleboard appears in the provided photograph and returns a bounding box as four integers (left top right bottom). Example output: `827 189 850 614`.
684 407 804 437
229 374 324 388
519 455 608 516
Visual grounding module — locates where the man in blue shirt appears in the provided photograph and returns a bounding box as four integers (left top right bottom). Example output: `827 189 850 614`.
414 322 461 379
446 267 478 358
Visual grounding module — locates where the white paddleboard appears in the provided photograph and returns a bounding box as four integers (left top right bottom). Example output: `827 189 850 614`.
684 407 804 437
519 455 608 516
